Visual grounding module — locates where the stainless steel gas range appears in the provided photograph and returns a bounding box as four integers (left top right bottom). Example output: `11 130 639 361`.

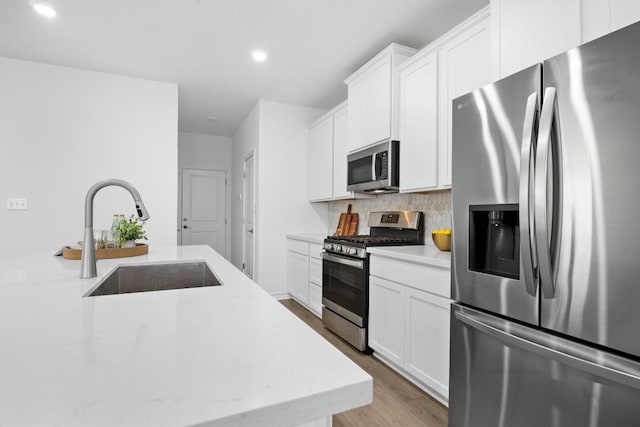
321 211 424 351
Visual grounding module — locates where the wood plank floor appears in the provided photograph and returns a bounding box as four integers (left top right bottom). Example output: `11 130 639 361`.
280 299 448 427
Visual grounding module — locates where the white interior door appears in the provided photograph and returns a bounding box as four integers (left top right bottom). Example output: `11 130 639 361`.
181 169 226 254
243 152 255 279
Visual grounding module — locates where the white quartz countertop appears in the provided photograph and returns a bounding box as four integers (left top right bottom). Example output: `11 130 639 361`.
286 233 327 245
0 245 371 426
367 245 451 269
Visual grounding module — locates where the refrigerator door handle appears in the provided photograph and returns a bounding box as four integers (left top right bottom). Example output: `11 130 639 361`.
455 310 640 390
534 87 557 298
519 92 539 296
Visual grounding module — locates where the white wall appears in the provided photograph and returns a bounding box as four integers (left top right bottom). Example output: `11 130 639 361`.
0 57 178 258
230 104 259 271
178 132 232 171
178 132 232 258
231 100 328 297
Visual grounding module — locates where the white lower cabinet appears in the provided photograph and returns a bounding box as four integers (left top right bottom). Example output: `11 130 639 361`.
369 255 451 405
308 255 323 317
286 238 323 318
369 276 405 366
404 288 450 399
287 250 309 305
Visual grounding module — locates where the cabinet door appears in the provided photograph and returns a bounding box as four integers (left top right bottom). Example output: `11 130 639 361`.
367 55 393 145
309 256 322 285
399 52 439 192
492 0 581 77
307 115 334 201
332 105 351 199
347 74 368 153
369 276 405 366
610 0 640 30
583 0 640 42
308 282 322 317
438 17 492 187
404 288 451 400
287 251 309 304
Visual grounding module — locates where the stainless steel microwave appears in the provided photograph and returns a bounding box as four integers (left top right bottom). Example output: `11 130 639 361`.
347 140 399 193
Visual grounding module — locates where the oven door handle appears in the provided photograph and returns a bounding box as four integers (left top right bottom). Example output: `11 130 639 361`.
322 253 364 269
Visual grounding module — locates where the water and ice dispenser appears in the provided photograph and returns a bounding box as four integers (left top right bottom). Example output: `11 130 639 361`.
469 204 520 279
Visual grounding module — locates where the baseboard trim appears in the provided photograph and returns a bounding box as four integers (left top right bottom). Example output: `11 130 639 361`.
372 352 449 407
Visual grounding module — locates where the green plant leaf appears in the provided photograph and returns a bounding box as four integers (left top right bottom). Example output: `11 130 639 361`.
115 215 147 243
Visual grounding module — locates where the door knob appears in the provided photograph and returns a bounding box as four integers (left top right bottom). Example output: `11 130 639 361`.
247 228 254 233
183 225 189 229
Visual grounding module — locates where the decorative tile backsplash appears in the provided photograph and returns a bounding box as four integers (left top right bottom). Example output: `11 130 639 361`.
327 190 452 246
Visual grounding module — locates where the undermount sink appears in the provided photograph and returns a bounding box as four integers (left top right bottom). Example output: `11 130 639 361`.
86 261 221 297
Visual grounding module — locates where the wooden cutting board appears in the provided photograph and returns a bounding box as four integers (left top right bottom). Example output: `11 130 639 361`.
346 211 359 236
335 204 352 236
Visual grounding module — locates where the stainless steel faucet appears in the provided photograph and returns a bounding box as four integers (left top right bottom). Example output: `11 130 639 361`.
80 179 150 279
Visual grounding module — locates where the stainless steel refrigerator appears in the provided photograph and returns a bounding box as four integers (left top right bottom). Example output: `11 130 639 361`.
450 21 640 427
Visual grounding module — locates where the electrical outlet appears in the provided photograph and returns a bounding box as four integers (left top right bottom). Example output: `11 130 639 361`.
6 198 28 210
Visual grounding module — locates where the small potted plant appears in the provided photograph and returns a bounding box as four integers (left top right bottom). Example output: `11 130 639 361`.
116 215 147 248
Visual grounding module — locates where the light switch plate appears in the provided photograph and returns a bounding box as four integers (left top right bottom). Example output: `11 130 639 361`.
6 198 28 210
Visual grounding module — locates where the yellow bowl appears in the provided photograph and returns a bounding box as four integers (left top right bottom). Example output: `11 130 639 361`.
432 233 451 251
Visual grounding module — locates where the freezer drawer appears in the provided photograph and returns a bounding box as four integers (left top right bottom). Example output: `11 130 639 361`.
450 304 640 427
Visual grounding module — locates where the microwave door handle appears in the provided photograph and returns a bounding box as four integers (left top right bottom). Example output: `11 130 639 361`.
519 92 539 296
534 87 557 298
375 153 382 179
371 155 377 181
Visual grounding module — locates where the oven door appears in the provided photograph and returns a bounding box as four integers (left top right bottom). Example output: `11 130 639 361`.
322 252 367 326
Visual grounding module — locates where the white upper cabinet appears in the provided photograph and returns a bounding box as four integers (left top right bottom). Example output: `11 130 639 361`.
367 55 393 145
438 11 492 187
346 75 368 153
307 114 334 202
332 105 352 199
345 44 417 153
307 102 365 202
492 0 582 78
583 0 640 42
398 51 439 192
395 7 490 192
493 0 640 78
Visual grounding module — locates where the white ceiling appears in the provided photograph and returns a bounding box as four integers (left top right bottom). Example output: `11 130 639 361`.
0 0 488 136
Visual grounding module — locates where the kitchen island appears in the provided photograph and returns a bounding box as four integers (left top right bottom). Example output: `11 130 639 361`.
0 245 372 426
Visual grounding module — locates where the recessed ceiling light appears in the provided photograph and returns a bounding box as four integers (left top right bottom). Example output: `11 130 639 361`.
33 3 57 18
251 50 268 63
207 116 218 121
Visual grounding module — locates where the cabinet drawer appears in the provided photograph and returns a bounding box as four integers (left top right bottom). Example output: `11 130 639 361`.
309 243 324 260
370 255 450 298
287 239 309 256
310 257 322 285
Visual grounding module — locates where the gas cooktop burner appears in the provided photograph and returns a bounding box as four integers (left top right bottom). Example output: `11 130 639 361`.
324 211 425 259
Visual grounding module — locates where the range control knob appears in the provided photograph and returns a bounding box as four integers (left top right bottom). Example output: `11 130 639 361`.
349 248 357 256
334 245 341 253
325 243 333 251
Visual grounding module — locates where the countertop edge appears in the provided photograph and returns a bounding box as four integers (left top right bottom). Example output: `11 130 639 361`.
206 377 373 427
286 233 327 245
367 246 451 269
